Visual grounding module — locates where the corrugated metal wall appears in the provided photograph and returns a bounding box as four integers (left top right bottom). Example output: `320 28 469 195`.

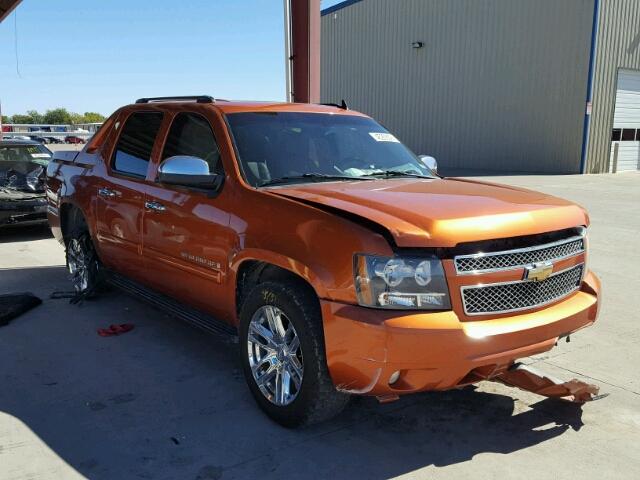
586 0 640 173
321 0 594 174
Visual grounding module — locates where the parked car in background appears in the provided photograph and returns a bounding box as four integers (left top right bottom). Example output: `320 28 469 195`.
29 136 50 144
47 96 601 427
45 136 64 144
64 135 86 144
0 139 51 227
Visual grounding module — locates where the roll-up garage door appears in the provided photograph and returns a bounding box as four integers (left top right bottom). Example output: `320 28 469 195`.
610 69 640 172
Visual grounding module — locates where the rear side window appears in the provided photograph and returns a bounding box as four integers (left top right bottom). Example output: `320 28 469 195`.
161 113 222 173
112 112 163 177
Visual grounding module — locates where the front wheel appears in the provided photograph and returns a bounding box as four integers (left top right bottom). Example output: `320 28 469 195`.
239 281 349 427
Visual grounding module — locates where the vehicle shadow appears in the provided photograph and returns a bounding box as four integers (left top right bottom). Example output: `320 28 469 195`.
0 265 589 480
0 224 52 244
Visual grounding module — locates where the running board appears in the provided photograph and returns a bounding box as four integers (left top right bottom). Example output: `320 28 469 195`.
105 271 238 343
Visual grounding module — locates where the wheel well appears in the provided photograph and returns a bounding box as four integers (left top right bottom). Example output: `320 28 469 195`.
60 204 87 243
236 261 318 315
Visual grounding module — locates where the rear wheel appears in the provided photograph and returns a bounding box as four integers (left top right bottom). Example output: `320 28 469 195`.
65 224 100 296
239 281 349 427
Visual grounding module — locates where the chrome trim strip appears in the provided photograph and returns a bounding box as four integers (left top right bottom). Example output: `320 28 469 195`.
460 263 584 316
454 233 586 275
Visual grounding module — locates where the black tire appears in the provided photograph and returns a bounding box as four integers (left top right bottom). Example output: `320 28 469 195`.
239 281 350 427
65 221 101 297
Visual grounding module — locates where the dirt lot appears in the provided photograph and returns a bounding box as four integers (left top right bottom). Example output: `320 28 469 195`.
1 173 639 480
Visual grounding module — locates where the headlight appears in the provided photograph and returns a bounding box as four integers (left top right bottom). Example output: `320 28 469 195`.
579 226 589 275
354 254 451 309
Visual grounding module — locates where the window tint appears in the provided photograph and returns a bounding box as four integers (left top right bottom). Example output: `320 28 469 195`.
112 112 163 177
162 113 221 173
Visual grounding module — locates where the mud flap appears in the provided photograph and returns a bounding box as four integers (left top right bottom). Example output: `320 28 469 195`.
493 363 602 403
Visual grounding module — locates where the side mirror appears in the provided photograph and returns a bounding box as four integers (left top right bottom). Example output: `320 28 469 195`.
419 155 438 174
158 155 223 191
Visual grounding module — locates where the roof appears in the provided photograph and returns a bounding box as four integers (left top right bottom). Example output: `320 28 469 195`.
321 0 364 16
124 99 366 116
0 138 40 146
212 101 363 115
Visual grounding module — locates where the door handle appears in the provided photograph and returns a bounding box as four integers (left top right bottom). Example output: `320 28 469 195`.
145 201 166 212
98 187 116 198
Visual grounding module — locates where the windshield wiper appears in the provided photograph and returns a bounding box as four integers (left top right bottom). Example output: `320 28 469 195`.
365 170 434 179
259 173 370 187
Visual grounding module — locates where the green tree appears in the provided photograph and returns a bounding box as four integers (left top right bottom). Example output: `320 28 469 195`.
43 108 73 125
6 108 106 125
82 112 106 123
10 114 32 124
26 110 44 123
69 112 85 125
8 110 43 124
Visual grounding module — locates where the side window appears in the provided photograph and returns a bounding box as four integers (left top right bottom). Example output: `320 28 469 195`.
112 112 163 177
162 113 222 173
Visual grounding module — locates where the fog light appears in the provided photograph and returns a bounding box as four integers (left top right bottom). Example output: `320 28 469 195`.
388 370 401 385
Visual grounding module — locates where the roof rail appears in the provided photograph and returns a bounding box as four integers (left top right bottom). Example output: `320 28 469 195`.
320 99 348 110
135 96 215 104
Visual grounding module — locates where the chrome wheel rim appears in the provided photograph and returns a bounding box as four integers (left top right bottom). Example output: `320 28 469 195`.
67 238 89 292
247 305 304 406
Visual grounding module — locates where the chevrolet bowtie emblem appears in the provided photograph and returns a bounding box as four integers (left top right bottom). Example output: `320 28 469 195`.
524 261 554 282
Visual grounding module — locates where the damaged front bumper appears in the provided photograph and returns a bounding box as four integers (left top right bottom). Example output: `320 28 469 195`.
492 363 601 403
0 195 48 226
321 271 601 399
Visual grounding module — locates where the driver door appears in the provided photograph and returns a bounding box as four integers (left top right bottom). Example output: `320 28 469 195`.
141 112 234 319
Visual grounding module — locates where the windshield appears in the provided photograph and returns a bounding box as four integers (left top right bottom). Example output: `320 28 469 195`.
226 112 435 187
0 143 52 166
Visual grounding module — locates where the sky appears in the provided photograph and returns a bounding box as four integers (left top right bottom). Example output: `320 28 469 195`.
0 0 345 117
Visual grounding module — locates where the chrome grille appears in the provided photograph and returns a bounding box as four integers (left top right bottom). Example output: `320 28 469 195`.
461 264 583 315
455 236 584 274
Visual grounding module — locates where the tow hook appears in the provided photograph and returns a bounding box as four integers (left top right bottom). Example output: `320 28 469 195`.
493 363 604 403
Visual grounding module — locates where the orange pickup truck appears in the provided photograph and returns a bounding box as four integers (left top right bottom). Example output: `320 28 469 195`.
46 96 600 427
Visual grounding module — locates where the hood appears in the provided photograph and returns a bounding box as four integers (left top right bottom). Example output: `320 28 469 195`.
266 178 588 248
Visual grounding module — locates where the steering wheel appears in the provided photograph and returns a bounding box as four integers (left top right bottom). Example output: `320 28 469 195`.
338 156 367 170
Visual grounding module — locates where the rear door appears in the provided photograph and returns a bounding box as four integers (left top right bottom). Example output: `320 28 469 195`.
142 111 234 319
95 111 164 281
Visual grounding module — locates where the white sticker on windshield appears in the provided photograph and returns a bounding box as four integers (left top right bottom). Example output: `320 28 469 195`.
31 153 51 158
369 132 399 143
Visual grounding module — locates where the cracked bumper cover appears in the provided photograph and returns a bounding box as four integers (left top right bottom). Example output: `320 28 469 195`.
492 363 601 403
322 271 600 396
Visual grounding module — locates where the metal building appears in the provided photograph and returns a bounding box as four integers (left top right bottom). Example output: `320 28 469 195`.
321 0 640 174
